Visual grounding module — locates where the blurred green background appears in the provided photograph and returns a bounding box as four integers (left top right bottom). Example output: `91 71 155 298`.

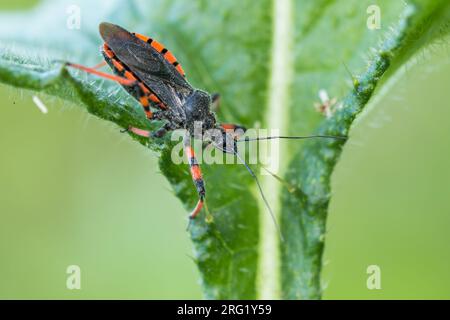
0 0 449 299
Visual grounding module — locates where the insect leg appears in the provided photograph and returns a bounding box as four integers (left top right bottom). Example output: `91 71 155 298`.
127 121 170 138
220 123 247 139
91 61 107 69
184 134 206 220
64 62 137 86
218 124 248 152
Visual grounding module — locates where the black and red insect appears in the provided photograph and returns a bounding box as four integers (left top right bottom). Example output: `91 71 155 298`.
65 22 344 230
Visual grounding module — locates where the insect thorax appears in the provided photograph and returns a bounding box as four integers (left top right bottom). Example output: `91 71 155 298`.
184 90 217 137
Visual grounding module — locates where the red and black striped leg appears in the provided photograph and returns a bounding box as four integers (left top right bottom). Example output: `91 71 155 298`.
127 122 170 138
64 62 137 86
220 123 247 135
127 127 152 137
220 123 248 152
183 134 206 221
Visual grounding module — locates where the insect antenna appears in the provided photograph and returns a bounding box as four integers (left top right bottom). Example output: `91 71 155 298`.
236 134 347 143
258 165 297 194
226 133 347 241
232 149 284 242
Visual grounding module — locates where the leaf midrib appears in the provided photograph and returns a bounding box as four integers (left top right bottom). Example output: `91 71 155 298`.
257 0 293 300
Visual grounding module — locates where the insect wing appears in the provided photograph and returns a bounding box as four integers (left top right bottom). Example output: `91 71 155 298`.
99 22 193 108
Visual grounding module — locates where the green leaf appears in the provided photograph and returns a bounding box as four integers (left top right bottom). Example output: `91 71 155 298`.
0 0 270 300
0 0 448 299
280 0 450 299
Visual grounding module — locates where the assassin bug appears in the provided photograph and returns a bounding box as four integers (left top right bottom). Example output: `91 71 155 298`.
64 22 345 234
